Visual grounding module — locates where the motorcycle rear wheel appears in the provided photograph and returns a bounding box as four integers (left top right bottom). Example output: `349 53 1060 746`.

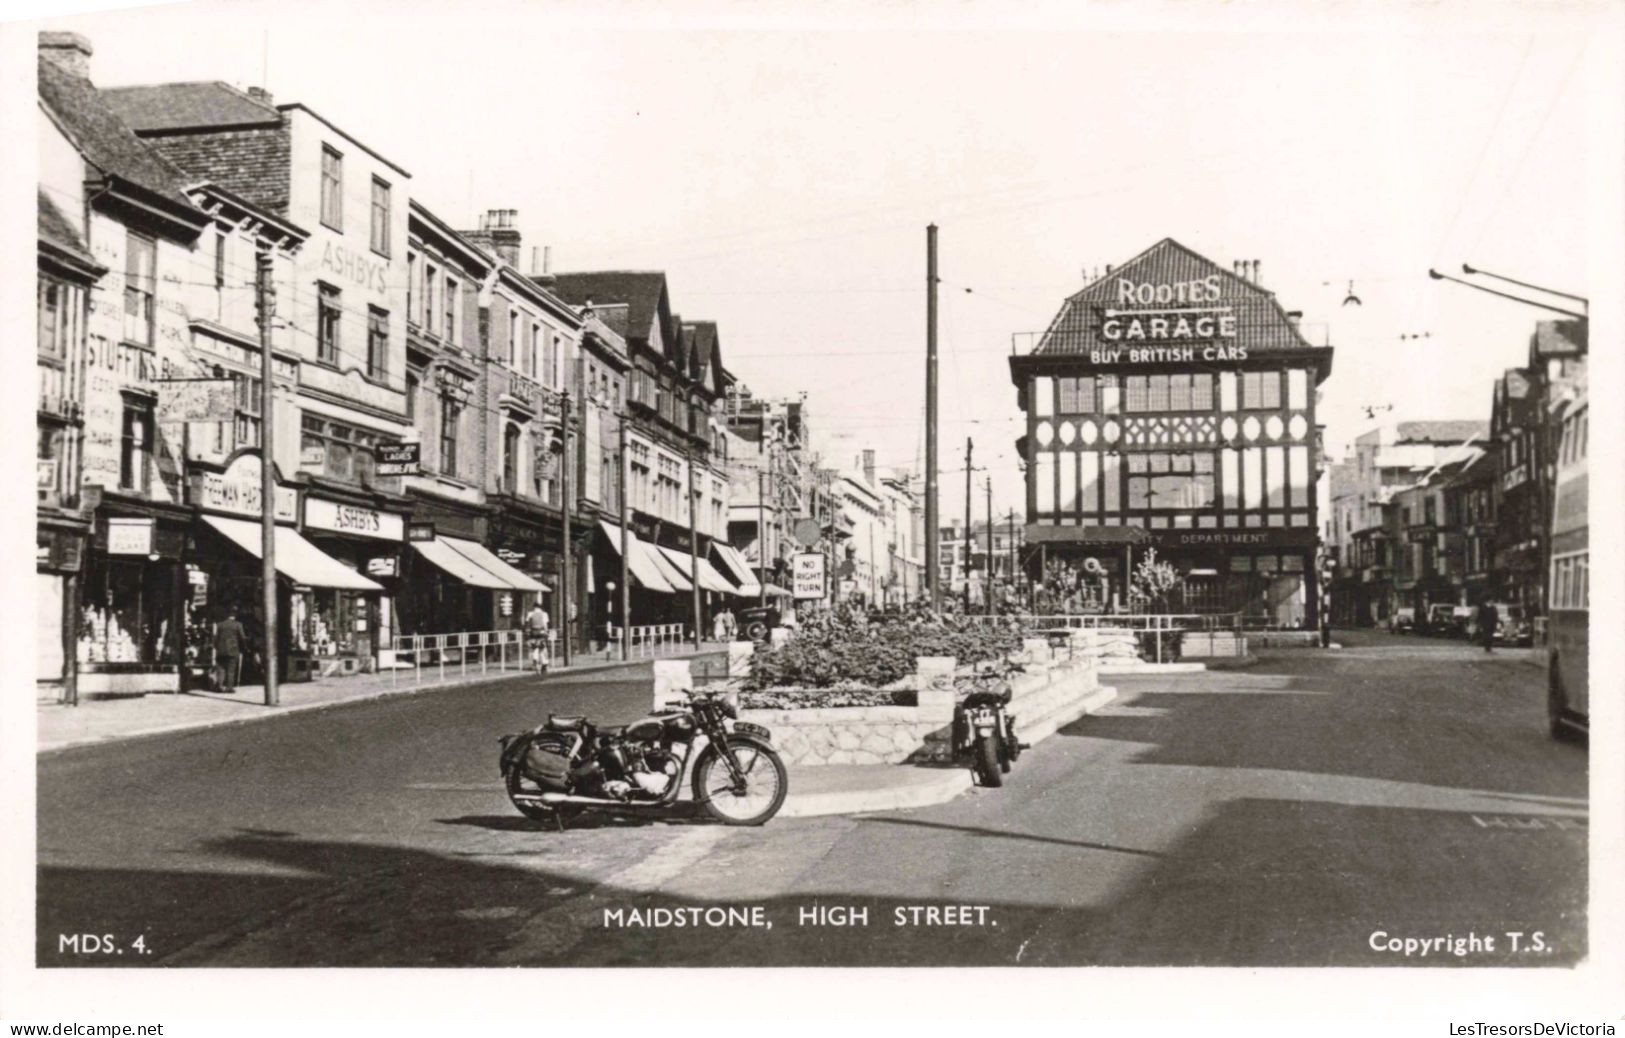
693 739 788 825
975 735 1004 788
505 766 559 822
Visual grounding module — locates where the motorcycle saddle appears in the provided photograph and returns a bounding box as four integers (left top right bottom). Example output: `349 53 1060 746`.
545 715 587 731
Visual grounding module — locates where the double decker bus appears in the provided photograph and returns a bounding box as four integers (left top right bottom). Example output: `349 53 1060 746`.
1545 381 1587 739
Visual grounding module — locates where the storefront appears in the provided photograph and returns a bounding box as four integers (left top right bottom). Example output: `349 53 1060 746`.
37 518 89 702
300 490 410 674
1009 239 1334 629
404 522 549 637
75 494 192 696
488 495 588 646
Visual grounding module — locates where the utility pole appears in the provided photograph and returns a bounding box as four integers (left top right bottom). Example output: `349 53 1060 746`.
758 464 768 608
1007 508 1017 601
985 475 994 615
559 389 572 668
618 413 630 662
924 224 940 611
963 437 973 610
256 249 279 707
687 448 702 648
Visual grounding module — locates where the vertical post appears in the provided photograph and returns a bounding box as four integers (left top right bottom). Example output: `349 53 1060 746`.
986 475 995 616
256 248 279 707
618 412 630 662
925 224 940 611
62 568 78 707
963 437 973 610
560 389 573 668
687 447 701 648
758 468 768 607
1008 508 1017 606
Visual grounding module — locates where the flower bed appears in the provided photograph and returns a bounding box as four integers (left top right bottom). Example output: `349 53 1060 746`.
740 687 915 710
742 607 1024 694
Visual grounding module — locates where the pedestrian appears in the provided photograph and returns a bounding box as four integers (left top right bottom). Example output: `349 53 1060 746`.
214 609 245 694
525 600 551 673
1476 598 1499 653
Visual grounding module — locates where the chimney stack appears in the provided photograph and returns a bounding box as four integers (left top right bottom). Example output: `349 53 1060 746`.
543 245 552 275
862 449 876 486
1251 259 1261 284
466 209 522 267
246 85 273 106
39 31 93 79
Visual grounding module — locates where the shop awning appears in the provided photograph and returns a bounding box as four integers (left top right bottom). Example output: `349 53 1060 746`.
598 520 676 593
712 543 763 597
203 516 382 591
442 537 549 593
655 545 737 594
645 545 694 593
410 537 510 590
764 583 794 598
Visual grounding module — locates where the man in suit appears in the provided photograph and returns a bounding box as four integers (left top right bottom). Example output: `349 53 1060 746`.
215 609 246 693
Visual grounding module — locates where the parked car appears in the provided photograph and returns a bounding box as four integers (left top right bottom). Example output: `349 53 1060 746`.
1424 604 1466 638
1388 608 1417 634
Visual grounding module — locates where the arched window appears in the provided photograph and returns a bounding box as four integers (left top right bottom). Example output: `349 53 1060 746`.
503 423 521 492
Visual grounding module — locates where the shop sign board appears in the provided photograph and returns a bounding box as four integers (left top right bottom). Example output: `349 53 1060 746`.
198 454 298 522
407 523 437 542
37 458 57 490
305 498 405 541
499 592 514 617
107 517 155 555
791 552 827 600
157 379 237 423
376 442 420 476
366 557 398 577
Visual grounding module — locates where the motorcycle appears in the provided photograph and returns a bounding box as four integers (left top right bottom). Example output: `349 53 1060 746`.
498 689 789 828
953 665 1027 788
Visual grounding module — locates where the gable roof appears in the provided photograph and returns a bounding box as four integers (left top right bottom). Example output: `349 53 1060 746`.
1529 319 1586 361
546 271 669 350
38 189 87 255
38 57 201 218
101 81 281 133
1394 420 1487 444
1033 238 1315 356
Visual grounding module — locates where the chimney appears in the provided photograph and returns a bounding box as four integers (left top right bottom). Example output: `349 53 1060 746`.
542 245 552 275
862 449 876 486
39 31 93 78
530 247 541 275
1251 259 1261 284
466 209 521 266
246 85 273 106
1286 310 1302 328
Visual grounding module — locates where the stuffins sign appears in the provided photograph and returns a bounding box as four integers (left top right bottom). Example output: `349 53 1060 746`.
791 552 827 600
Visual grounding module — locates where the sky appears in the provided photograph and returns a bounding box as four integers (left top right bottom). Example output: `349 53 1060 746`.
20 0 1606 525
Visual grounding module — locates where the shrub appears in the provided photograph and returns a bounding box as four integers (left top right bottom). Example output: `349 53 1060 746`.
742 605 1024 693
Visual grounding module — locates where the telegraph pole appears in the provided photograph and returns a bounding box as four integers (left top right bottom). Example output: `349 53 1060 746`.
559 390 573 667
924 224 940 611
687 448 702 648
256 249 279 707
985 475 994 616
618 413 630 661
955 435 968 614
758 466 768 608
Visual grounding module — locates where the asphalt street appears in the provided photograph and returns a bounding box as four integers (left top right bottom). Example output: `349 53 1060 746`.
37 632 1587 968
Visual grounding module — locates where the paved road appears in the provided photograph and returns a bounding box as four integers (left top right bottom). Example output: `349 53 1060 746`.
38 634 1586 967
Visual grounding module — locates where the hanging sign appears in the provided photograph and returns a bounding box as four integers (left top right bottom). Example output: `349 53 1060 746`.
407 523 437 542
791 552 827 600
107 518 154 555
366 556 398 577
376 442 420 476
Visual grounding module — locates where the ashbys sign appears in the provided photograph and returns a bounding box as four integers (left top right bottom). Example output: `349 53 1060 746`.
1095 276 1247 357
196 454 298 522
305 498 404 541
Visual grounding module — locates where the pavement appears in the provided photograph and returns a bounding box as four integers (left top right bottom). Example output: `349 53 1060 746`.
36 626 1585 968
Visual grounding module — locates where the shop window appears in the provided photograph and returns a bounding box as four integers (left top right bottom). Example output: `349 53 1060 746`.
123 231 156 347
321 145 344 230
367 306 389 381
318 284 341 365
119 398 153 493
235 374 262 448
370 177 391 256
1288 368 1308 410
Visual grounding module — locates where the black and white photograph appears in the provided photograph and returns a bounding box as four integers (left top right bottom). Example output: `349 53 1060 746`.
2 0 1621 1026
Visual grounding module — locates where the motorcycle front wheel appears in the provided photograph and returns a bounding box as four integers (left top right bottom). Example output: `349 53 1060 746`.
693 737 788 825
975 734 1004 788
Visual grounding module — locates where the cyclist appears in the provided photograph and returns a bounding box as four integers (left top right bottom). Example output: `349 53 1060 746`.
525 601 551 673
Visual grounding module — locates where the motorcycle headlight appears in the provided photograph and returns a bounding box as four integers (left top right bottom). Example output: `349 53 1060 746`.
720 698 738 720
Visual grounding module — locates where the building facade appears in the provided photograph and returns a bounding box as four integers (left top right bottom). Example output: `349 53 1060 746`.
1008 239 1334 627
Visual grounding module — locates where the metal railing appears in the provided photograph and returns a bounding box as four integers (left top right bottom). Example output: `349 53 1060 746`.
626 623 689 659
389 629 538 684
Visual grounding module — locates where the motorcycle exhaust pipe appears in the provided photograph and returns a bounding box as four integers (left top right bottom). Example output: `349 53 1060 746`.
512 792 651 808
